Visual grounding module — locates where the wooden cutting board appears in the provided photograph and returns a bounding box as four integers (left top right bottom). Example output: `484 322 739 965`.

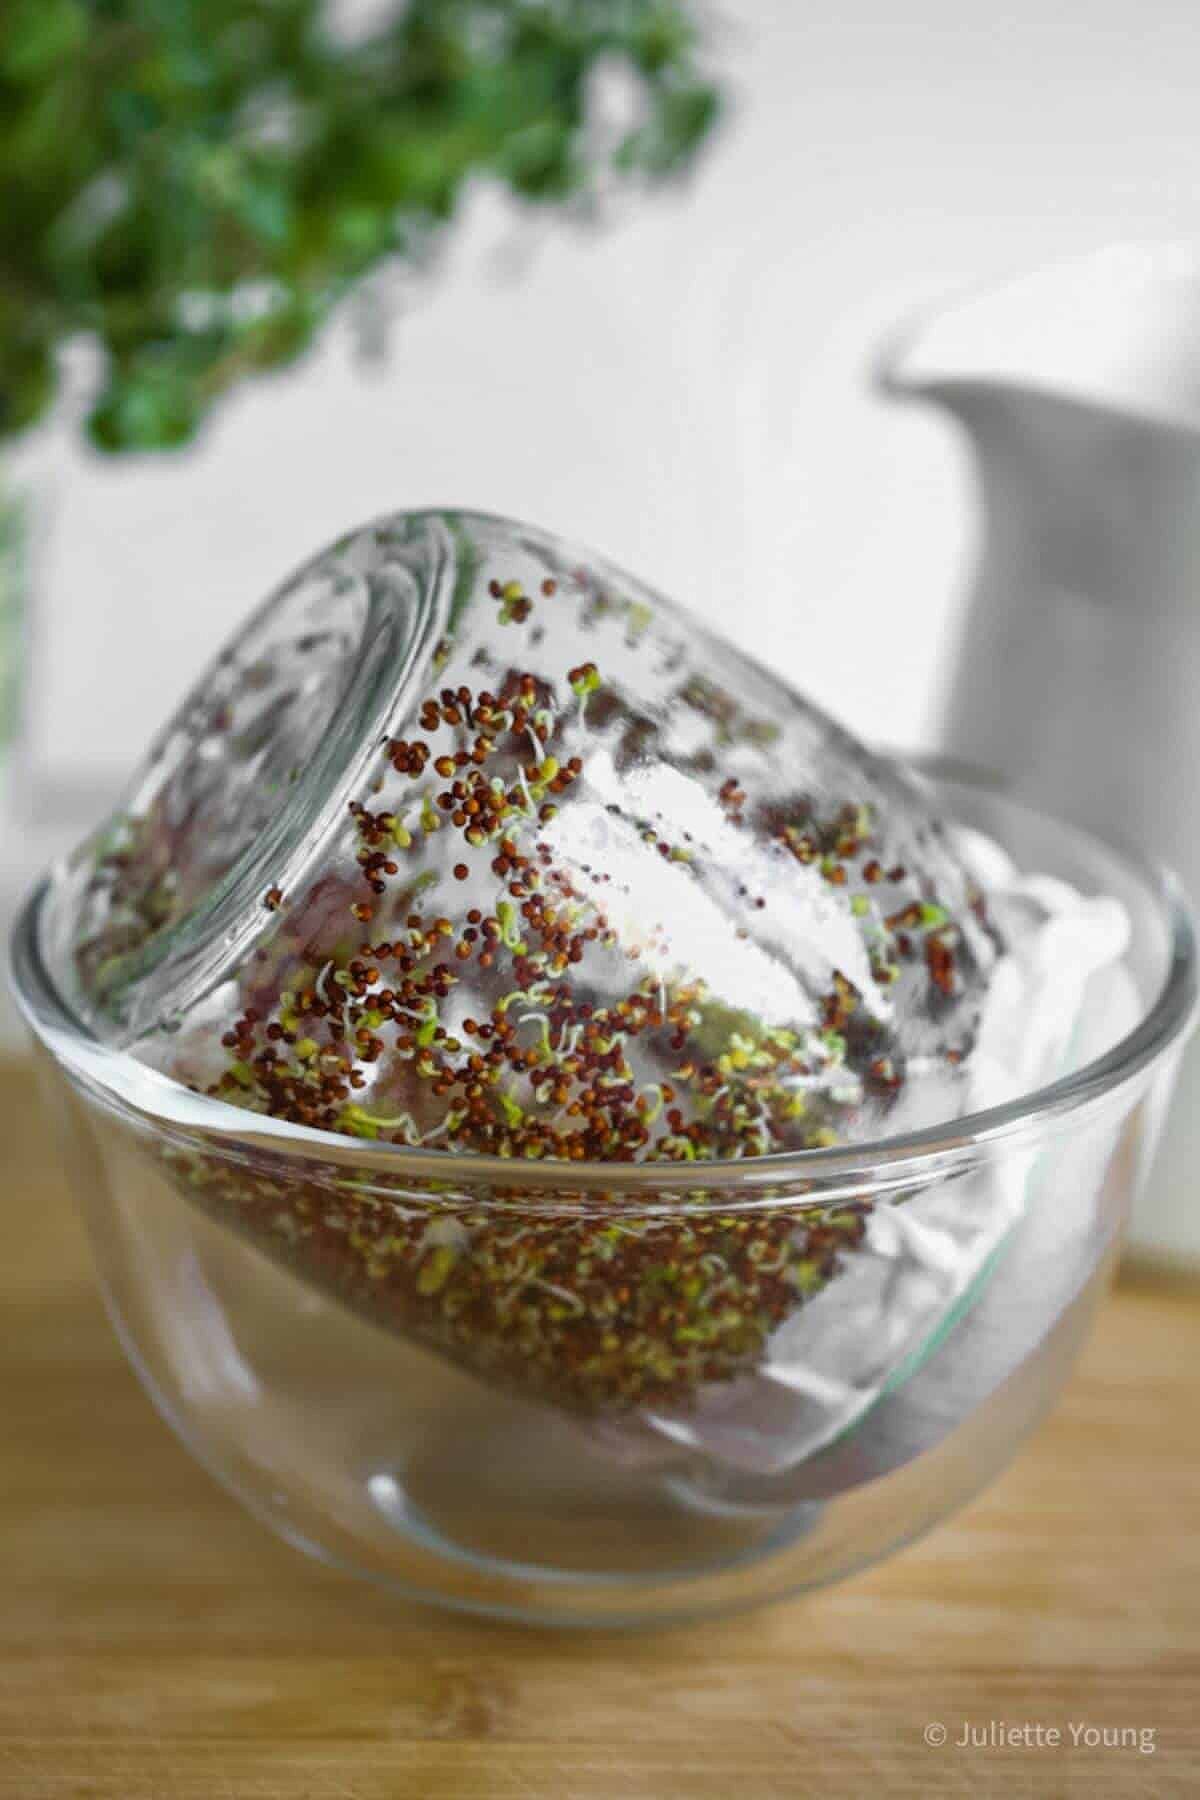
1 1057 1197 1798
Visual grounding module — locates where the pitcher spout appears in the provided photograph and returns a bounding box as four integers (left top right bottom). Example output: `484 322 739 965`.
878 244 1200 436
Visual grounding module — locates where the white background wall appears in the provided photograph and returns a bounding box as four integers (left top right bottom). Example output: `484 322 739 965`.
14 0 1200 815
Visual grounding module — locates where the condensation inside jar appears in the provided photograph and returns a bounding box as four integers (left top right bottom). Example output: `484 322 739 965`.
40 509 1136 1450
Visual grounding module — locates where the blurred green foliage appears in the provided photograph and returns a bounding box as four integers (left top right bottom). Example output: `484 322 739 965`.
0 0 717 452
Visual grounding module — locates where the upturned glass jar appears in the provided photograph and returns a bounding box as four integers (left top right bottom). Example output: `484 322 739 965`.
10 767 1195 1626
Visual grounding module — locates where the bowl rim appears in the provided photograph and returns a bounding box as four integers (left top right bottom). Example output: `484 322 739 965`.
10 759 1198 1199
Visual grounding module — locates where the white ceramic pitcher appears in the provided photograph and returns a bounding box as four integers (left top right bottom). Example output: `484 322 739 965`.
880 244 1200 1267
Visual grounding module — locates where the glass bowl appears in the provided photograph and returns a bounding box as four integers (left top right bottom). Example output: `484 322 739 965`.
10 765 1195 1627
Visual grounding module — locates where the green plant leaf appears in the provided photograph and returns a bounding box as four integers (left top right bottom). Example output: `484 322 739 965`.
0 0 720 453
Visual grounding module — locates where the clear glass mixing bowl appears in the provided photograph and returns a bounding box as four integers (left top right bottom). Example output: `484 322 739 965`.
10 765 1195 1627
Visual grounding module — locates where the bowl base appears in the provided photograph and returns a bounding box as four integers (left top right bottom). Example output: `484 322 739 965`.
364 1401 823 1590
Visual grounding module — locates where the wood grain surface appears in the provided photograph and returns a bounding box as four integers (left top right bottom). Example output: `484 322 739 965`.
2 1057 1197 1798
